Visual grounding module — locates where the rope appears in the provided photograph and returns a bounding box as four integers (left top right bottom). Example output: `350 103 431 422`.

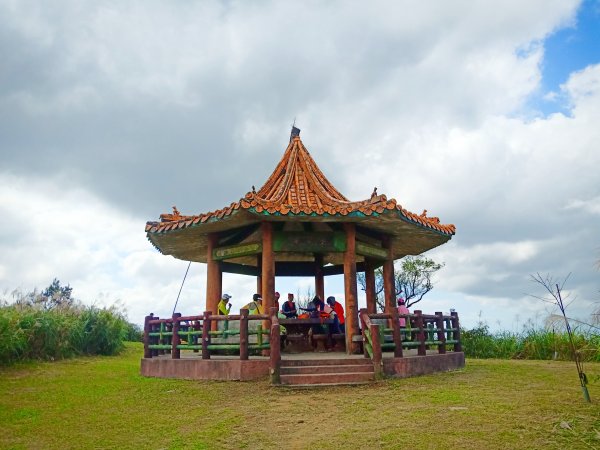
172 261 192 315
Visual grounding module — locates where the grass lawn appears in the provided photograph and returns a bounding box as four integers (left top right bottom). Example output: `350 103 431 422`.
1 343 599 449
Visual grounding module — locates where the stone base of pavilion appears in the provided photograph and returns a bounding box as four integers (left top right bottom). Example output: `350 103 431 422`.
140 350 465 382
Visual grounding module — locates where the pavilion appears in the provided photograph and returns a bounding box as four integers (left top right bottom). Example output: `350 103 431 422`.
145 128 455 354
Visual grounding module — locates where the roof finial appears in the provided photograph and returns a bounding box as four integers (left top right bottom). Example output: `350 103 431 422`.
371 187 378 199
290 118 301 142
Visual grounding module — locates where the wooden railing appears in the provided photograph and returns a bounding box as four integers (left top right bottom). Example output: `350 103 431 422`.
359 309 462 375
143 308 279 358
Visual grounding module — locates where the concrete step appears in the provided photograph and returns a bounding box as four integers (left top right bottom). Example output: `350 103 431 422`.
278 382 371 388
281 364 374 375
281 358 372 367
280 371 375 385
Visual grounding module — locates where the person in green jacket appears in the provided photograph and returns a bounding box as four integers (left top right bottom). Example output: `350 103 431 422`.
217 293 232 315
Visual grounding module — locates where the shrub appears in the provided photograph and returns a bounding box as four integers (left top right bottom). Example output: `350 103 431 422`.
461 323 600 362
0 303 132 365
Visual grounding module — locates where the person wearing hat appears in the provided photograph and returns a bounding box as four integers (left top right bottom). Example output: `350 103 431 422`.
217 294 232 316
326 296 345 333
243 293 263 315
397 296 410 328
281 293 297 318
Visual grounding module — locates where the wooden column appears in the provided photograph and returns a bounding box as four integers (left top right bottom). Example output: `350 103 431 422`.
314 254 325 301
382 236 396 314
364 259 377 314
206 233 222 316
261 222 275 313
343 223 360 353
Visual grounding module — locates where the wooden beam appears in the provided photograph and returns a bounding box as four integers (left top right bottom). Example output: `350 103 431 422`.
212 242 261 261
219 262 259 277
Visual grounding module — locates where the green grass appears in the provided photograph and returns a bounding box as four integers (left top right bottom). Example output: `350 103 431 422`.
1 343 599 449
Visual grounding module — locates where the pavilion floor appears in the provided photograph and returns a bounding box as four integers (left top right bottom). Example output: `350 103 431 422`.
140 349 465 382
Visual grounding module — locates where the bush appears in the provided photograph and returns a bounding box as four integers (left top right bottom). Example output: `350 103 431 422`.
461 323 600 362
123 321 143 342
0 303 132 365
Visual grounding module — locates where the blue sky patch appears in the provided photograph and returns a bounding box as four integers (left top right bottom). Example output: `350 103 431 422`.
530 0 600 116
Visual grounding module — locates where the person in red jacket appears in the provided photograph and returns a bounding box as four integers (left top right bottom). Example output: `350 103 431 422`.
326 296 345 333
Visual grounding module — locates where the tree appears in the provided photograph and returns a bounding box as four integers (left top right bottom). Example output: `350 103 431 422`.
530 273 591 403
36 278 74 310
357 255 444 311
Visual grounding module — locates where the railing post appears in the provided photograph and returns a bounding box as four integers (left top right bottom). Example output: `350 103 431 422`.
370 323 383 377
451 311 462 352
390 308 403 358
143 314 153 358
202 311 211 360
359 309 369 359
269 307 281 385
239 308 249 360
435 311 446 354
193 320 201 353
172 313 181 359
152 316 160 357
415 310 426 356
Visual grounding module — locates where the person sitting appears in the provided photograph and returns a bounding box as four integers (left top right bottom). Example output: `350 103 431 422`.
281 293 298 318
299 295 325 321
217 293 232 315
243 293 264 315
326 296 345 333
322 302 341 335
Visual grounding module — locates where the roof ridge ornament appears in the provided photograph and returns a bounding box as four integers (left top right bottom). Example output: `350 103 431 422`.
289 119 301 142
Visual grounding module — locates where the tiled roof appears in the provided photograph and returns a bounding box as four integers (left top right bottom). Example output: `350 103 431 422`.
145 136 455 236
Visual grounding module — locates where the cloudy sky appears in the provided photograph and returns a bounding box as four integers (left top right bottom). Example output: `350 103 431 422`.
1 0 599 330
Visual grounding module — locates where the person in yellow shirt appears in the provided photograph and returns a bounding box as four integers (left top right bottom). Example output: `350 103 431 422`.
217 293 232 315
243 293 263 315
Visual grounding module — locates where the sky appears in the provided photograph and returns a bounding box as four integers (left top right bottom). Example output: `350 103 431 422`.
1 0 599 331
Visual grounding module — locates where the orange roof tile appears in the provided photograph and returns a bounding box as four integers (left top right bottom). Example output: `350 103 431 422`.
146 136 456 236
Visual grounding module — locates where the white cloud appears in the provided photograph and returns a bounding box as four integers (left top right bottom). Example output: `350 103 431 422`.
1 0 597 332
564 196 600 215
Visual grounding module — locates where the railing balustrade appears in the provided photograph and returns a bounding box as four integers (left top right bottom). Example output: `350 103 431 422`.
143 307 461 384
359 309 462 372
143 308 275 361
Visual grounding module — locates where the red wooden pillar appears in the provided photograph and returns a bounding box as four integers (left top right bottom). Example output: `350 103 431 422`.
206 233 222 316
315 254 325 301
343 223 360 353
382 236 396 314
261 222 275 313
364 259 377 314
